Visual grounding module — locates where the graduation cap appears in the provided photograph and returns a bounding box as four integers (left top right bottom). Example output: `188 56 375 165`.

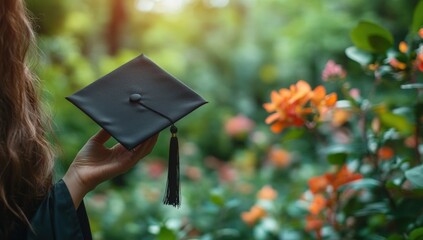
66 54 207 207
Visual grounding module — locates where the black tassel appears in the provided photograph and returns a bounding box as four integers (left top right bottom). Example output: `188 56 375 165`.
163 125 180 207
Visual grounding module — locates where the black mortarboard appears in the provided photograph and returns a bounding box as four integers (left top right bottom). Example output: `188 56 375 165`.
66 54 207 207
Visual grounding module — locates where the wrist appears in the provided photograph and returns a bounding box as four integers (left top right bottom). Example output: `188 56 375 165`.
63 165 91 209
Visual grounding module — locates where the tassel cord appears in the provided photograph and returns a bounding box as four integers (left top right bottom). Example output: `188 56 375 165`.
134 100 181 207
163 125 180 207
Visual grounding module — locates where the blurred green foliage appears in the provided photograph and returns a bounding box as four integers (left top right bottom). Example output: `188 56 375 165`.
27 0 422 239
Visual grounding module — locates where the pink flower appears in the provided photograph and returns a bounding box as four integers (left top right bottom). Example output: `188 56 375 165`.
322 60 347 81
225 114 255 137
185 166 202 181
349 88 361 101
204 156 238 182
218 164 237 182
147 160 165 179
88 194 108 210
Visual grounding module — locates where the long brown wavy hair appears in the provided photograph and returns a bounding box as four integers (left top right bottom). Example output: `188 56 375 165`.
0 0 55 237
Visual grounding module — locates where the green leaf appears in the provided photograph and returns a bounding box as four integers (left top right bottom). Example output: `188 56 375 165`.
157 226 177 240
350 21 394 53
379 112 413 135
411 0 423 33
387 234 404 240
215 228 241 238
354 202 389 216
327 152 348 165
401 83 423 90
345 46 373 66
282 128 305 141
210 189 225 206
339 178 380 191
386 180 423 199
410 227 423 240
405 165 423 188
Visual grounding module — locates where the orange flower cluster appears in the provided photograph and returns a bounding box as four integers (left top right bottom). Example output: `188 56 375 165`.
268 147 292 168
399 41 408 53
389 30 423 72
389 58 407 70
241 205 266 226
304 165 363 238
241 185 278 226
377 146 395 160
263 80 337 133
257 185 278 200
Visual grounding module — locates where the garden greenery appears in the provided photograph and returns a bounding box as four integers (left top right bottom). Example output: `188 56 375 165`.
28 0 423 239
260 2 423 239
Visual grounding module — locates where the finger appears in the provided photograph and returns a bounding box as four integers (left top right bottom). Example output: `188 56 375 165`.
107 134 159 174
130 133 159 152
90 128 111 145
111 133 159 154
131 134 159 158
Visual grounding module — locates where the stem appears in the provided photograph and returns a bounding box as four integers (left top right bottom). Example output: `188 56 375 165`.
415 107 421 164
414 88 422 164
359 109 378 171
410 66 421 164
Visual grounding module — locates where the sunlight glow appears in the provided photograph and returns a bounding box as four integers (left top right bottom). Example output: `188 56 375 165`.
205 0 229 8
135 0 187 13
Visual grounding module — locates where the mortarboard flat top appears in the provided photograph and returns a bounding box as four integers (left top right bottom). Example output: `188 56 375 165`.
66 54 207 150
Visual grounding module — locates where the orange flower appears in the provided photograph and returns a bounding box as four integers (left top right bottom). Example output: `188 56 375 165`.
389 58 407 70
241 212 256 226
308 175 330 194
416 52 423 72
378 146 394 160
309 165 362 193
399 41 408 53
304 165 362 236
309 194 327 215
419 28 423 39
310 86 326 105
257 185 278 200
264 80 337 133
241 205 266 226
326 165 363 191
263 80 313 133
311 86 338 119
268 147 291 168
368 63 379 71
331 108 352 127
289 80 313 104
305 214 324 232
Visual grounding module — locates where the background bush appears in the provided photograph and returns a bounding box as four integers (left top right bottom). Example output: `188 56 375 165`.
27 0 422 239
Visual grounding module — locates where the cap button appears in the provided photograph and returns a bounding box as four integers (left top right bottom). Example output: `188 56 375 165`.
129 93 142 102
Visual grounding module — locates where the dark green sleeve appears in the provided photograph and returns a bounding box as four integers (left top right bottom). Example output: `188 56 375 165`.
27 180 92 240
